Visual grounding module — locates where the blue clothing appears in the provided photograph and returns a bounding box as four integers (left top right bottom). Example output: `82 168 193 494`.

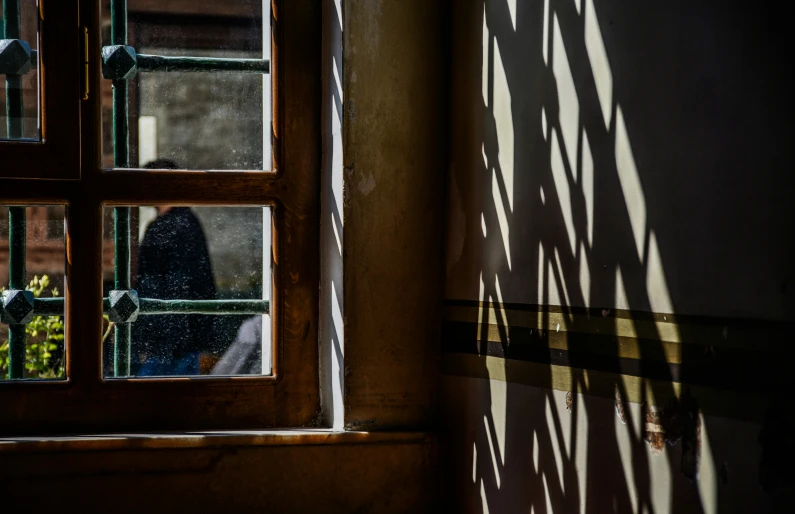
136 352 200 376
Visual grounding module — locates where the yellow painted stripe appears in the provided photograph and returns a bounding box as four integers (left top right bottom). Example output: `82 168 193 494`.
464 321 684 363
441 353 768 423
445 305 785 353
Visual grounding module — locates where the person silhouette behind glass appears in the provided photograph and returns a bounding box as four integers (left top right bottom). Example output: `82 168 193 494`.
131 159 218 376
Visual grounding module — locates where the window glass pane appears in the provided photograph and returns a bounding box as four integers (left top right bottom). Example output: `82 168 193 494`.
100 0 271 170
1 0 41 141
1 205 65 380
102 206 272 378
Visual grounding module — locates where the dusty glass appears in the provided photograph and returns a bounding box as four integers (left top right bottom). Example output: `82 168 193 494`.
0 0 41 141
102 206 272 378
100 0 271 170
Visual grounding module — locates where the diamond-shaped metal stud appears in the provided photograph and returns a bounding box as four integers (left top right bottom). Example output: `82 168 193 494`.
109 290 140 323
0 39 32 75
1 289 35 325
101 45 137 80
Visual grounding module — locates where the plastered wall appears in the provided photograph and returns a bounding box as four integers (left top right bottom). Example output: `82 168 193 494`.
341 0 446 430
442 0 794 512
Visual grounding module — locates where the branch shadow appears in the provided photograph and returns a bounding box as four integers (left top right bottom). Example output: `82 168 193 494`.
443 0 794 512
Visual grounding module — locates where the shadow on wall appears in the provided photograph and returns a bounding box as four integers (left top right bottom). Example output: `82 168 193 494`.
320 0 345 429
443 0 794 512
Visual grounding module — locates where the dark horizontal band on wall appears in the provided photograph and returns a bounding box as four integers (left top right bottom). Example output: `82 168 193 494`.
442 300 788 421
448 320 687 363
443 325 787 393
443 315 795 368
445 298 790 330
444 301 791 354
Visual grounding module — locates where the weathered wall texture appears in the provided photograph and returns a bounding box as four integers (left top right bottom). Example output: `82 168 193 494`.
443 0 794 512
342 0 446 430
444 375 770 513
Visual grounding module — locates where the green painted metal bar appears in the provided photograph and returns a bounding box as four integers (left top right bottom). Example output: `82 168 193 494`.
8 208 25 291
137 299 269 315
110 0 127 46
30 297 65 316
101 298 269 316
109 0 129 166
2 0 21 41
113 206 131 376
7 206 26 379
17 298 269 320
3 0 23 139
4 3 27 378
114 322 131 376
110 0 131 376
136 54 269 74
111 81 129 166
110 0 130 379
113 209 131 289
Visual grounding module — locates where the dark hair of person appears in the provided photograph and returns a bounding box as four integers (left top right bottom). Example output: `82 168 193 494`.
142 158 180 170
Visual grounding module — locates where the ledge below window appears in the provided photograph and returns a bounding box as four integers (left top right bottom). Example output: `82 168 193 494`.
0 429 433 454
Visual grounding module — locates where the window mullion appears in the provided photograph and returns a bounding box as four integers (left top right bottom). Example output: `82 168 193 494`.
64 197 104 387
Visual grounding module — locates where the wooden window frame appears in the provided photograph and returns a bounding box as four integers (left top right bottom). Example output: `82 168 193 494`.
0 0 321 435
1 0 82 179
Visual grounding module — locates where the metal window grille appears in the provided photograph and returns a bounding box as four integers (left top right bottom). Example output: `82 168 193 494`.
1 0 270 379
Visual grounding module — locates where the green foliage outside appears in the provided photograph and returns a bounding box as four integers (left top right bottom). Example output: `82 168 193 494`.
0 275 65 379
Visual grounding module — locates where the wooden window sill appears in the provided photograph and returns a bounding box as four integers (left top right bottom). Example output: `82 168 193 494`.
0 430 432 454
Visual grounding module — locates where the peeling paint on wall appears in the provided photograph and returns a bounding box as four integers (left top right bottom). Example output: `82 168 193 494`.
357 171 376 196
640 392 702 481
614 384 627 425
